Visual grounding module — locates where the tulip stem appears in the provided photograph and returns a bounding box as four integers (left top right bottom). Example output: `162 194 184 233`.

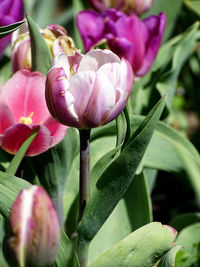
78 129 91 222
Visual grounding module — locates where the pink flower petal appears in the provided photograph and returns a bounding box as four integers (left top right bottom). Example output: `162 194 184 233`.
45 67 80 128
1 123 53 156
43 116 67 146
1 70 50 124
84 72 116 127
78 49 121 72
0 96 15 134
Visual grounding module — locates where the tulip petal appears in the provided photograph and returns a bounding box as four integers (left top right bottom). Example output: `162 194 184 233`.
1 124 53 156
136 12 166 76
78 49 121 72
50 53 71 78
46 67 80 128
1 70 50 124
0 96 15 135
84 72 116 127
43 116 67 146
77 10 105 51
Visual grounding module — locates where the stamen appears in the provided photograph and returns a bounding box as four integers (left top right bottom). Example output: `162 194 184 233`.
19 112 34 125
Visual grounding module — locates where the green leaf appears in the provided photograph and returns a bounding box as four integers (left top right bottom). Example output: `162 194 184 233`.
124 171 153 231
170 213 200 231
52 230 79 267
155 22 200 109
72 0 84 51
0 20 25 39
5 128 39 176
78 96 166 243
143 0 183 41
32 128 79 225
184 0 200 16
158 246 182 267
27 15 52 75
175 223 200 267
0 171 31 219
89 222 176 267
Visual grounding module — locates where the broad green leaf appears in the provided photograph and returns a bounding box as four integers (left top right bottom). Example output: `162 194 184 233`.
170 213 200 231
175 223 200 266
27 15 52 75
78 96 166 243
184 0 200 16
88 171 153 264
5 128 39 175
89 222 176 267
0 20 25 39
94 115 200 204
143 0 183 41
0 216 9 267
52 230 79 267
0 171 31 219
124 171 152 231
32 128 79 226
158 246 182 267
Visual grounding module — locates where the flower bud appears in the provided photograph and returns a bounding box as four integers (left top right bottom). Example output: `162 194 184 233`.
11 23 78 73
4 186 60 267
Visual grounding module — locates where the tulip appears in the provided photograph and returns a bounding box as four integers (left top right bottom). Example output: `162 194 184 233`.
45 49 133 129
77 10 166 77
11 23 78 73
0 69 67 156
89 0 154 15
4 186 60 267
0 0 24 58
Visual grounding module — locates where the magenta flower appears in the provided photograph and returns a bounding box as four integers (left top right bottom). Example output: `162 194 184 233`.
0 70 67 156
45 49 133 129
77 10 166 77
89 0 154 15
11 23 78 73
0 0 24 58
6 186 60 267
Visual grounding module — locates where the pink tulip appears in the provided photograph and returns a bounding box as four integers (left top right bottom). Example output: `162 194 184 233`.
0 69 67 156
45 49 133 129
6 186 60 267
11 23 78 73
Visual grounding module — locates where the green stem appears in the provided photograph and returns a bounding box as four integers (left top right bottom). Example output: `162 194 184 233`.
78 129 91 222
78 129 91 267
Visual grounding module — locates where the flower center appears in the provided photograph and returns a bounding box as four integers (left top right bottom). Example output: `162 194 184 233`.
19 112 34 125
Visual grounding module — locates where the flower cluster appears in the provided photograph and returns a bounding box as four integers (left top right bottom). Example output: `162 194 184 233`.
77 9 166 77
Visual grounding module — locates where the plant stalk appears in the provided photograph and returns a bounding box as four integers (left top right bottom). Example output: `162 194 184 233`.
78 129 91 222
77 129 91 267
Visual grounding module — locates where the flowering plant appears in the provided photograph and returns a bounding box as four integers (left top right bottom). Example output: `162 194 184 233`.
0 1 200 267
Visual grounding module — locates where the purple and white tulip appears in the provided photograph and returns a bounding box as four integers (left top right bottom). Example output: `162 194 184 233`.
0 0 24 58
77 10 166 77
11 23 78 73
45 49 133 129
5 186 60 267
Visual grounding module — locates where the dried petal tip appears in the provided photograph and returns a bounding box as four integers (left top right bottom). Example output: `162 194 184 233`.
4 186 60 267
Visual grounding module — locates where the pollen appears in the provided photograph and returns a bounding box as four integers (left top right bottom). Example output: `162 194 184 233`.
19 112 34 125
